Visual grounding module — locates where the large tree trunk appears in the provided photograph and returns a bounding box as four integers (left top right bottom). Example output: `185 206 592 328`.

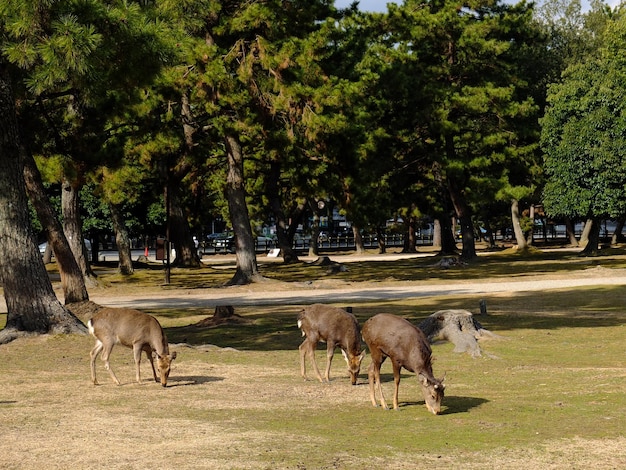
432 219 442 248
526 204 535 246
224 135 262 285
168 183 201 267
579 218 593 246
308 201 321 257
62 177 98 286
580 217 601 256
0 65 85 342
564 217 578 246
22 148 89 304
352 224 365 254
511 199 528 251
611 217 625 246
266 161 299 263
403 208 417 253
109 203 134 275
438 215 458 255
447 178 476 259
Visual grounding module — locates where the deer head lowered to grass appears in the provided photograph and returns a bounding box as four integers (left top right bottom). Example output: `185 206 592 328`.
362 313 445 415
88 308 177 387
297 304 365 385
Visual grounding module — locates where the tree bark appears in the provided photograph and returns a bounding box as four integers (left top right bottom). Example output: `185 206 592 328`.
611 217 625 246
266 161 300 263
167 183 201 267
580 217 600 256
352 224 365 254
109 203 134 275
579 218 593 246
447 177 476 259
403 209 417 253
62 177 98 286
511 199 528 250
22 148 89 303
224 135 262 285
438 215 458 255
526 204 535 246
432 219 442 248
308 201 321 257
564 217 578 246
0 64 85 342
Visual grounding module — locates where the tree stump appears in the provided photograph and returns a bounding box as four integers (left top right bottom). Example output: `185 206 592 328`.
194 305 250 328
418 309 501 357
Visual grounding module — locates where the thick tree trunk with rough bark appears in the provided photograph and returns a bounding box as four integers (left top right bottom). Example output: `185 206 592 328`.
579 218 593 246
0 65 85 342
352 225 365 254
62 177 97 286
403 213 417 253
22 148 89 303
580 217 601 256
109 203 134 275
564 217 578 246
448 178 476 259
432 219 442 248
224 135 262 285
267 161 299 263
511 199 528 251
167 184 201 267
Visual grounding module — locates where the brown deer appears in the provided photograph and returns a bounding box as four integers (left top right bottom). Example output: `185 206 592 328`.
362 313 445 414
297 304 365 385
88 308 177 387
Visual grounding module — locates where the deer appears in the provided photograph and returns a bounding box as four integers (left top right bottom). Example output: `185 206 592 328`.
362 313 445 415
88 307 177 387
297 304 365 385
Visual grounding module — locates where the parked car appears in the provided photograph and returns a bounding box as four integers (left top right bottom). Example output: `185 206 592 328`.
209 231 275 253
39 239 92 257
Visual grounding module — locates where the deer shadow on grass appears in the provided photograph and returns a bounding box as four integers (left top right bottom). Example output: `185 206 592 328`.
373 372 488 414
397 396 488 414
167 375 225 387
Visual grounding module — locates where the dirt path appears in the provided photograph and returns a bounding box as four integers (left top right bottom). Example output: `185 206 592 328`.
84 272 626 310
3 251 626 313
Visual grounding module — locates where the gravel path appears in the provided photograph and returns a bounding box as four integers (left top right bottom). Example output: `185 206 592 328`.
3 251 626 313
88 274 626 310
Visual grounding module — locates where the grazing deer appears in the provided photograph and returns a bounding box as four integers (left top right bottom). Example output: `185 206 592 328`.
362 313 445 414
88 308 177 387
297 304 365 385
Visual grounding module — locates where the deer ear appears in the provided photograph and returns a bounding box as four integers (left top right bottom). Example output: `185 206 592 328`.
171 351 177 360
418 372 429 386
359 351 366 362
341 349 349 363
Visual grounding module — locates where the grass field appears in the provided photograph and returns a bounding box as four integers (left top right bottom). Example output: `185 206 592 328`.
1 248 625 469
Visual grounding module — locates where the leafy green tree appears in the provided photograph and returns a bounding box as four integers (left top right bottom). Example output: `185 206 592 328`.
4 0 171 281
541 13 626 254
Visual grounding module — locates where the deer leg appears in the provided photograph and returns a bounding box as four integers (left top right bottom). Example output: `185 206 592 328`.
391 361 402 410
374 355 389 409
299 340 309 380
100 343 121 385
301 335 324 383
132 344 144 384
90 340 104 385
145 346 158 382
367 362 378 407
324 342 335 382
